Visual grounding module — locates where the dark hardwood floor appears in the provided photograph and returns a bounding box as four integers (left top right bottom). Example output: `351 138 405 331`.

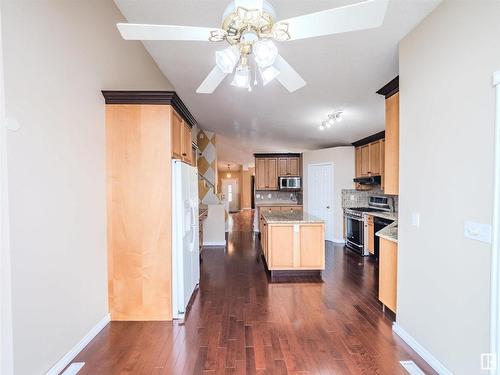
69 210 435 374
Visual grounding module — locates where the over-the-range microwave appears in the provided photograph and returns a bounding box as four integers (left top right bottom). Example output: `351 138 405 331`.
279 176 301 190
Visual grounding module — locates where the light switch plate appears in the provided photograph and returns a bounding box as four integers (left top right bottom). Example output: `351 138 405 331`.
464 221 492 243
411 213 420 227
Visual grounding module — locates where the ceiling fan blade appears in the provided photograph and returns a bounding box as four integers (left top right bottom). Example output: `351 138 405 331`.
277 0 388 41
196 66 228 94
273 55 306 92
116 23 223 41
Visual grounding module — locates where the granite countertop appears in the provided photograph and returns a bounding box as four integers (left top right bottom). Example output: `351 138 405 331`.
376 221 398 243
364 211 398 221
255 201 302 207
262 210 323 224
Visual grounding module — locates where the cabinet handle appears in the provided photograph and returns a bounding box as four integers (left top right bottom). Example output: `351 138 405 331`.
182 153 187 156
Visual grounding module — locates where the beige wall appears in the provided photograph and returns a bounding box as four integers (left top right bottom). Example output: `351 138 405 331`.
303 146 355 241
2 0 173 374
398 1 500 373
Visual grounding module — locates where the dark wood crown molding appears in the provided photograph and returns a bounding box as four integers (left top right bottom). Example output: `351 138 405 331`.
376 76 399 99
101 91 197 128
352 131 385 147
254 153 302 158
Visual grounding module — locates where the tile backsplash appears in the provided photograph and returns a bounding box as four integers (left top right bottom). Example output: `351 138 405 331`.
342 189 398 212
255 190 302 204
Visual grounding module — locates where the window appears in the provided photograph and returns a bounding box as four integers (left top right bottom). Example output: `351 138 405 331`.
227 184 233 202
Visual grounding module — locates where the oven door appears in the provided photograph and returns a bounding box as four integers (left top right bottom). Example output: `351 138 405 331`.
345 215 364 254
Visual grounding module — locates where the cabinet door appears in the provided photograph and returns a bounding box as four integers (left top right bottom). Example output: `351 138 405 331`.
278 158 288 176
385 93 399 195
266 158 278 190
380 140 385 190
288 157 300 176
171 110 182 159
367 216 374 254
355 147 362 178
181 123 192 164
369 141 381 175
255 159 267 190
269 225 294 268
299 224 325 269
360 145 370 176
379 238 398 313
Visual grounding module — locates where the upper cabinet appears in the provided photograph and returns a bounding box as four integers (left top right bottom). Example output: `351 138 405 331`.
355 140 384 178
171 110 183 159
377 77 400 195
171 109 193 165
278 157 300 176
256 158 278 190
255 154 302 190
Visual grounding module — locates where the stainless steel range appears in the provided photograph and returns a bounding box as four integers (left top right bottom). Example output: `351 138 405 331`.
344 196 393 256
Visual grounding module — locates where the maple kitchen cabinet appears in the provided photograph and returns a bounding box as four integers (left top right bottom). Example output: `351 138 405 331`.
255 153 302 190
377 77 399 195
355 140 384 178
378 237 398 313
260 211 325 279
278 156 300 176
102 91 197 321
255 158 278 190
172 109 193 165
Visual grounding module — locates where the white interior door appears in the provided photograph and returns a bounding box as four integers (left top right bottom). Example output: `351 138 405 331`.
307 163 334 241
221 179 239 212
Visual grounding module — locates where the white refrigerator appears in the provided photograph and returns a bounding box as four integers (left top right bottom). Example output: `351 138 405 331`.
172 160 200 319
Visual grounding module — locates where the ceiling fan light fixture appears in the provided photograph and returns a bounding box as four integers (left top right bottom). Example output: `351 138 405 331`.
216 45 240 74
253 40 278 68
260 65 280 86
231 64 250 88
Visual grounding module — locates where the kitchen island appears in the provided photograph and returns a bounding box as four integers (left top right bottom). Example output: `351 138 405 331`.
260 210 325 281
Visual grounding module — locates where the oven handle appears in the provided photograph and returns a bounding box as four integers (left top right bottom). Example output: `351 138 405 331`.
345 215 364 222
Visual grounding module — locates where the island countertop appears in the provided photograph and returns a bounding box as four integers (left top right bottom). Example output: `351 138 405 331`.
262 210 324 224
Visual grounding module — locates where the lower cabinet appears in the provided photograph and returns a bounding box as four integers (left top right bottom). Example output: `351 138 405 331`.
262 222 325 270
367 215 375 254
378 238 398 313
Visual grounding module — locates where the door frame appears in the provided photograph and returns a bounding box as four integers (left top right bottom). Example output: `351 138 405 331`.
307 162 334 242
491 70 500 375
221 178 240 212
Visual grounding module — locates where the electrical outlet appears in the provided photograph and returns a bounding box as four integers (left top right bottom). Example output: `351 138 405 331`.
464 221 492 243
350 194 355 201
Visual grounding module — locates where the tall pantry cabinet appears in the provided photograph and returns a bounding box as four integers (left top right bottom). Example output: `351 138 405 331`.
102 91 197 321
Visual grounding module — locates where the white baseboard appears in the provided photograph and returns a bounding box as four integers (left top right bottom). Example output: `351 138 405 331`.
45 314 111 375
332 238 345 244
392 323 452 375
203 241 226 247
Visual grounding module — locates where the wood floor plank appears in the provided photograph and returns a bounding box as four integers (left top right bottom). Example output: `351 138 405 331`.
65 210 437 375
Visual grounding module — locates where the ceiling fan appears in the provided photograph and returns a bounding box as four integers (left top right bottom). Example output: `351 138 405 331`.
117 0 388 94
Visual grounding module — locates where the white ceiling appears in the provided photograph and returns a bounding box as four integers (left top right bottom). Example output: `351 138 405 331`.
114 0 440 164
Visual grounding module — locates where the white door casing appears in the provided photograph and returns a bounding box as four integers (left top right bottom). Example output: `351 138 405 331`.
307 163 334 241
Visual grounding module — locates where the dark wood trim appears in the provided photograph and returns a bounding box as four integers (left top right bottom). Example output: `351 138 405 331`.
254 153 301 158
352 131 385 147
376 76 399 99
101 91 197 128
